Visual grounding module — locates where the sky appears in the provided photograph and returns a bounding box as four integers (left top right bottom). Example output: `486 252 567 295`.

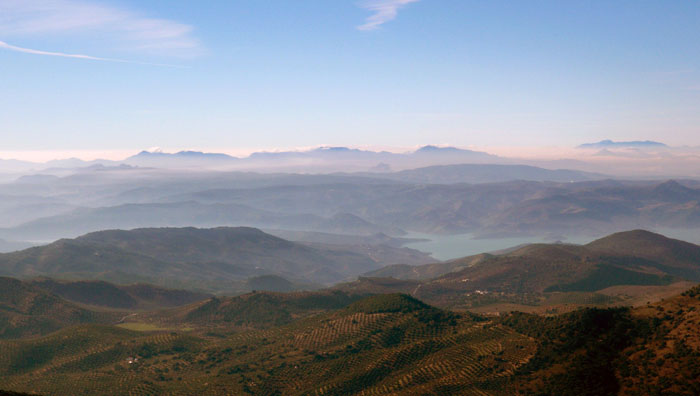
1 0 700 160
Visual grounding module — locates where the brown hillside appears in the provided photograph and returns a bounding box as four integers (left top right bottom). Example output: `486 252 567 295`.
587 229 700 271
504 284 700 395
350 230 700 312
30 278 211 310
0 277 118 339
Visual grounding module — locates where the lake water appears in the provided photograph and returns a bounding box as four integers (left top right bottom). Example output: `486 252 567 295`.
402 233 591 261
403 228 700 261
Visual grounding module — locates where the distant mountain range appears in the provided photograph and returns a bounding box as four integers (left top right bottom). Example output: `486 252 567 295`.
0 145 503 173
1 177 698 240
3 141 699 179
365 163 604 184
578 139 668 148
131 145 501 172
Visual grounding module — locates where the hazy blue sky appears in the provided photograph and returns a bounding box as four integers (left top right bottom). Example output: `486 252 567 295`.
1 0 700 157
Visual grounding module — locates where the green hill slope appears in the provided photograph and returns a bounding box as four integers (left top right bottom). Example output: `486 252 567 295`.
2 283 700 395
0 277 118 339
349 230 700 312
586 229 700 279
29 278 211 310
503 284 700 395
179 290 365 329
0 227 391 292
0 294 534 396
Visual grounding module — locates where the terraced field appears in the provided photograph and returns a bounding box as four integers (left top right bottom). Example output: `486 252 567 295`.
4 286 700 396
0 295 536 396
0 325 205 396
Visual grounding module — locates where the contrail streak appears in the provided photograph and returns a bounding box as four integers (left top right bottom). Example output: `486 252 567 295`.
0 40 187 68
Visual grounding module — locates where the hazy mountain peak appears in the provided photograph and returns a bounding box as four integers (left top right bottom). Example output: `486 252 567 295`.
134 150 159 156
651 180 698 202
584 229 698 258
314 146 353 152
131 150 235 159
578 140 668 148
416 145 461 153
176 150 236 158
654 179 692 192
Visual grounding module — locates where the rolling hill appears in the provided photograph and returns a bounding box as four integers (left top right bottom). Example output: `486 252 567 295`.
0 228 699 395
0 293 535 396
351 230 700 312
29 278 211 310
586 229 700 275
2 284 700 395
502 283 700 395
145 290 368 331
0 277 119 339
0 227 427 292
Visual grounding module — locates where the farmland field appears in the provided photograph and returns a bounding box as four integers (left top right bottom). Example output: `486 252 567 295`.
0 295 537 396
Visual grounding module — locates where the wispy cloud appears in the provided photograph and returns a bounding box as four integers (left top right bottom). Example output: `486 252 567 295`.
0 0 201 57
357 0 420 31
0 40 187 67
0 39 125 60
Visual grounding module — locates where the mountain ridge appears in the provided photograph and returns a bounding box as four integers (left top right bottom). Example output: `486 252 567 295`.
0 227 425 292
353 230 700 311
578 139 668 148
